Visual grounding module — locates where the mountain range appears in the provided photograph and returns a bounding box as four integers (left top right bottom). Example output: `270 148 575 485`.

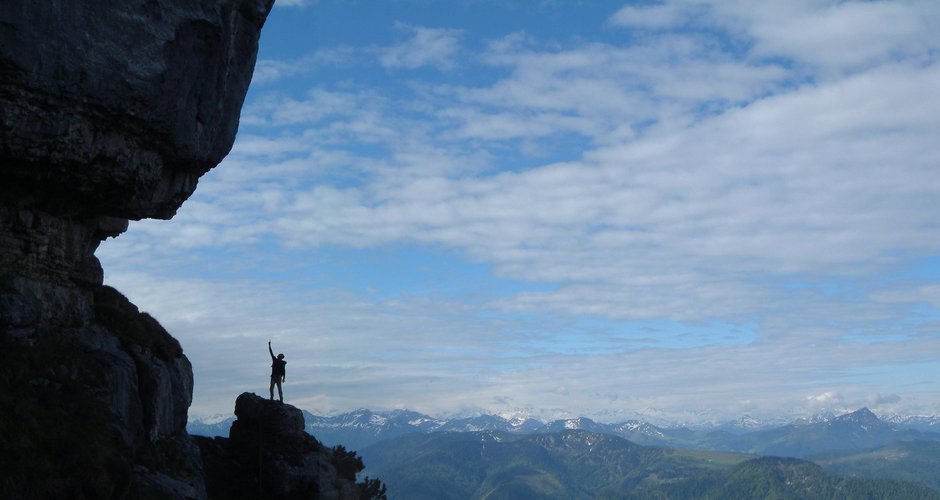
189 407 940 457
694 407 940 458
189 406 940 497
358 430 940 499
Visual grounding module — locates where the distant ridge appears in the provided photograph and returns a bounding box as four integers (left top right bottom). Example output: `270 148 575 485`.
358 430 940 499
189 406 940 456
697 407 940 458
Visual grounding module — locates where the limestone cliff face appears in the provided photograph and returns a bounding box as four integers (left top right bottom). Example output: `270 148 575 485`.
0 1 349 498
0 0 273 329
1 0 269 220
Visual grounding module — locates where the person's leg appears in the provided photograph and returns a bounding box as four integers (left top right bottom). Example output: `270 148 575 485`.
276 379 283 403
269 376 275 400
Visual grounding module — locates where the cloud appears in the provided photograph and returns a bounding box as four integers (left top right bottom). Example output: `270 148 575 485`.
608 2 707 30
869 393 902 406
871 285 940 309
232 59 940 324
97 259 940 421
445 35 790 147
379 23 463 70
252 48 355 85
808 391 844 405
721 0 940 72
610 1 940 75
249 7 938 294
273 0 313 8
241 27 933 312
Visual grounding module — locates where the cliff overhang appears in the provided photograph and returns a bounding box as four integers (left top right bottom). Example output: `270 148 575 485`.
0 1 283 498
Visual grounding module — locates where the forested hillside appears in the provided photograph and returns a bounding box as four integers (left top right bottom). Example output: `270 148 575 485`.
361 430 939 499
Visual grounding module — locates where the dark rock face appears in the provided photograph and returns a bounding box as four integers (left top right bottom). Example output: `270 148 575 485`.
0 0 274 327
0 287 205 498
94 286 195 445
196 393 361 499
232 391 308 439
0 0 274 498
0 205 124 329
0 0 272 220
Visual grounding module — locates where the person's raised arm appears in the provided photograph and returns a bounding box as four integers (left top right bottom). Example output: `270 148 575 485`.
268 340 275 360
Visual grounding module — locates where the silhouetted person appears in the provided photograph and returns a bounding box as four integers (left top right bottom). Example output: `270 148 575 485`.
268 340 286 403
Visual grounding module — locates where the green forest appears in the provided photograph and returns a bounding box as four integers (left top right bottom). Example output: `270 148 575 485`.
361 430 940 499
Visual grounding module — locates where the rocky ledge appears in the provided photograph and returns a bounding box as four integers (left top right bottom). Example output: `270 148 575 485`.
195 393 383 499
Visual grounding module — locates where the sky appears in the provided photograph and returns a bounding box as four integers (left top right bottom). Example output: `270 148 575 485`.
98 0 940 425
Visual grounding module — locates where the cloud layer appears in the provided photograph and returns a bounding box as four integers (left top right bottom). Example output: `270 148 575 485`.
99 0 940 422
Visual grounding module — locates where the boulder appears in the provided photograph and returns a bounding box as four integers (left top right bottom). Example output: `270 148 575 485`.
232 391 307 439
196 393 362 499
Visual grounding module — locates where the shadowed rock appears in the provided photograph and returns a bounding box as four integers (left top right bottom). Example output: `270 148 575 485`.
0 1 381 497
0 1 274 498
1 0 273 220
231 392 307 439
196 393 362 499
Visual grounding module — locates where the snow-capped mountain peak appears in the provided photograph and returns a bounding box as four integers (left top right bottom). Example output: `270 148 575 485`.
189 406 940 454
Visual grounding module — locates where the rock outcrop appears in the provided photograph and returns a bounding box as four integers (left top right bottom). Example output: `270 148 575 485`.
195 393 364 499
0 1 337 498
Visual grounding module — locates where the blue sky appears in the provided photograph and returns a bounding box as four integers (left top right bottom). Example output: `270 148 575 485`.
98 0 940 425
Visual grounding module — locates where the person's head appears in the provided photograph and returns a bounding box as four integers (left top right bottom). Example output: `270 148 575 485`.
278 353 285 359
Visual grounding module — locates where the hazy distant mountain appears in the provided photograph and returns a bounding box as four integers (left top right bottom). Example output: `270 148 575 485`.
301 408 445 450
188 409 673 448
189 406 940 457
437 414 518 433
884 414 940 432
791 410 837 426
544 416 613 434
359 430 939 499
697 408 940 458
715 414 782 433
186 415 235 437
816 440 940 491
183 404 940 500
